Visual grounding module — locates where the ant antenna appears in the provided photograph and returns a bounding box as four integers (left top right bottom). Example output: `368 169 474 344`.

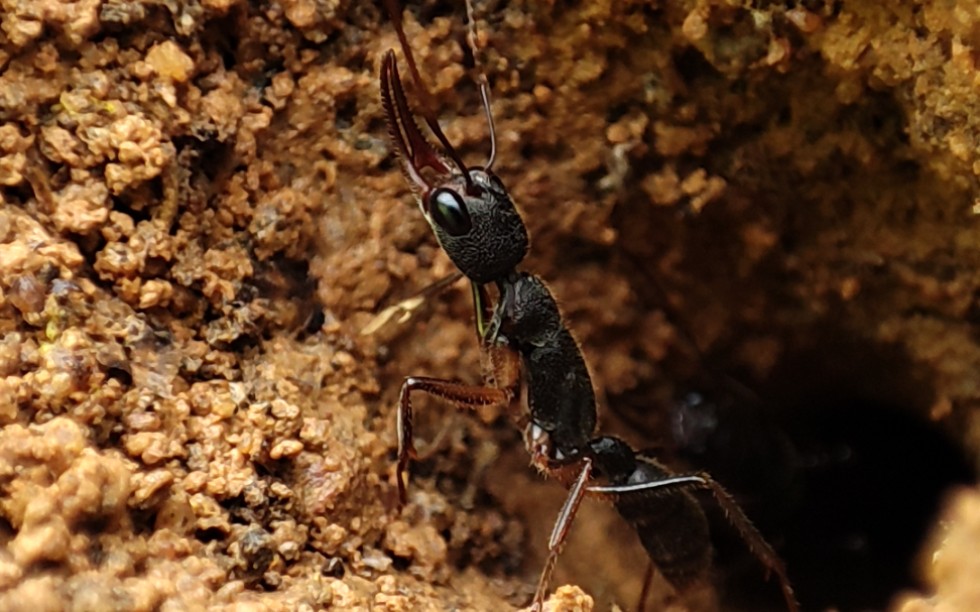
465 0 496 171
383 0 474 190
479 79 496 171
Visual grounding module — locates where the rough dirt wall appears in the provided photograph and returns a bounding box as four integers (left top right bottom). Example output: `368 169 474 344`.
2 0 980 611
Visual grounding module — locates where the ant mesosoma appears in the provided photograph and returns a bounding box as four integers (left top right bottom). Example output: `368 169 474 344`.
378 2 798 610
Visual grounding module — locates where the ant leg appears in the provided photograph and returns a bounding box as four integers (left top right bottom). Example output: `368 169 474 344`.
586 475 709 498
636 560 654 612
693 473 799 612
588 474 799 612
471 281 496 342
531 458 593 611
396 376 511 504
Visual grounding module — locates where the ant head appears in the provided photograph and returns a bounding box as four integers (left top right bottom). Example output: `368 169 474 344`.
380 52 528 284
423 168 528 283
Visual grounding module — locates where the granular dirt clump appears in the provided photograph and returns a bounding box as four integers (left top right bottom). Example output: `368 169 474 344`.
1 1 980 611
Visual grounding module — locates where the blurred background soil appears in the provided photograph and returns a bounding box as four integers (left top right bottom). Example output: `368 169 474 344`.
2 0 980 610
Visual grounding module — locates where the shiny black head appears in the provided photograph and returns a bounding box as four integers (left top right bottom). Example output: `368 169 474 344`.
424 169 528 283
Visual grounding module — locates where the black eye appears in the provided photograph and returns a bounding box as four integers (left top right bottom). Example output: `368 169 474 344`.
428 188 472 236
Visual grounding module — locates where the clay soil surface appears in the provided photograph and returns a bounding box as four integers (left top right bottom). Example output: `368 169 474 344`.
2 1 980 611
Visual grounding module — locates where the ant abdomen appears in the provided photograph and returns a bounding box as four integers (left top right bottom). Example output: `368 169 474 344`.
621 458 713 589
589 436 711 589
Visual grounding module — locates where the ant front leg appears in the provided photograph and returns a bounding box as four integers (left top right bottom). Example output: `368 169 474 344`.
396 376 513 504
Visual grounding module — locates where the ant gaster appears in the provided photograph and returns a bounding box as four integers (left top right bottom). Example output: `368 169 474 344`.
378 2 798 610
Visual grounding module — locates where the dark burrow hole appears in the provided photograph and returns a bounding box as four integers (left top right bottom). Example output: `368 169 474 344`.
660 336 975 611
604 190 973 608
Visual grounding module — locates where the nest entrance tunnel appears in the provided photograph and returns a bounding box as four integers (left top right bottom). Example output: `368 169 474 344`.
757 340 974 611
576 130 980 607
601 293 976 610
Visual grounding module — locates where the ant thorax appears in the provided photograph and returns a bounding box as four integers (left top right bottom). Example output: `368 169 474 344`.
500 274 598 456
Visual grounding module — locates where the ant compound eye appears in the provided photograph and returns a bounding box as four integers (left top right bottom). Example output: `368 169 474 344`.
428 188 472 236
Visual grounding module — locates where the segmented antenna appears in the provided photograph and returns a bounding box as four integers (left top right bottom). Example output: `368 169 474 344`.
465 0 497 170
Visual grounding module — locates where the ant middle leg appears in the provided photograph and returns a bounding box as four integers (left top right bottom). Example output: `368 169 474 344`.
530 457 593 611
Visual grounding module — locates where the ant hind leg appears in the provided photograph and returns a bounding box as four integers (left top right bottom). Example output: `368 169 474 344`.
693 472 799 612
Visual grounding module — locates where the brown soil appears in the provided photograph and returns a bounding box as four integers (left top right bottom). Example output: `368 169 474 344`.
1 1 980 611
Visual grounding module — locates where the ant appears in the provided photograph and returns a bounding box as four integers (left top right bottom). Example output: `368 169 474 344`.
378 1 798 610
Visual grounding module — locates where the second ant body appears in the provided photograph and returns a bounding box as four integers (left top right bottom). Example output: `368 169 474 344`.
378 2 798 610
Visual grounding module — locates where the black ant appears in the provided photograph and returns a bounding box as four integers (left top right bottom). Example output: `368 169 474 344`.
378 2 798 610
